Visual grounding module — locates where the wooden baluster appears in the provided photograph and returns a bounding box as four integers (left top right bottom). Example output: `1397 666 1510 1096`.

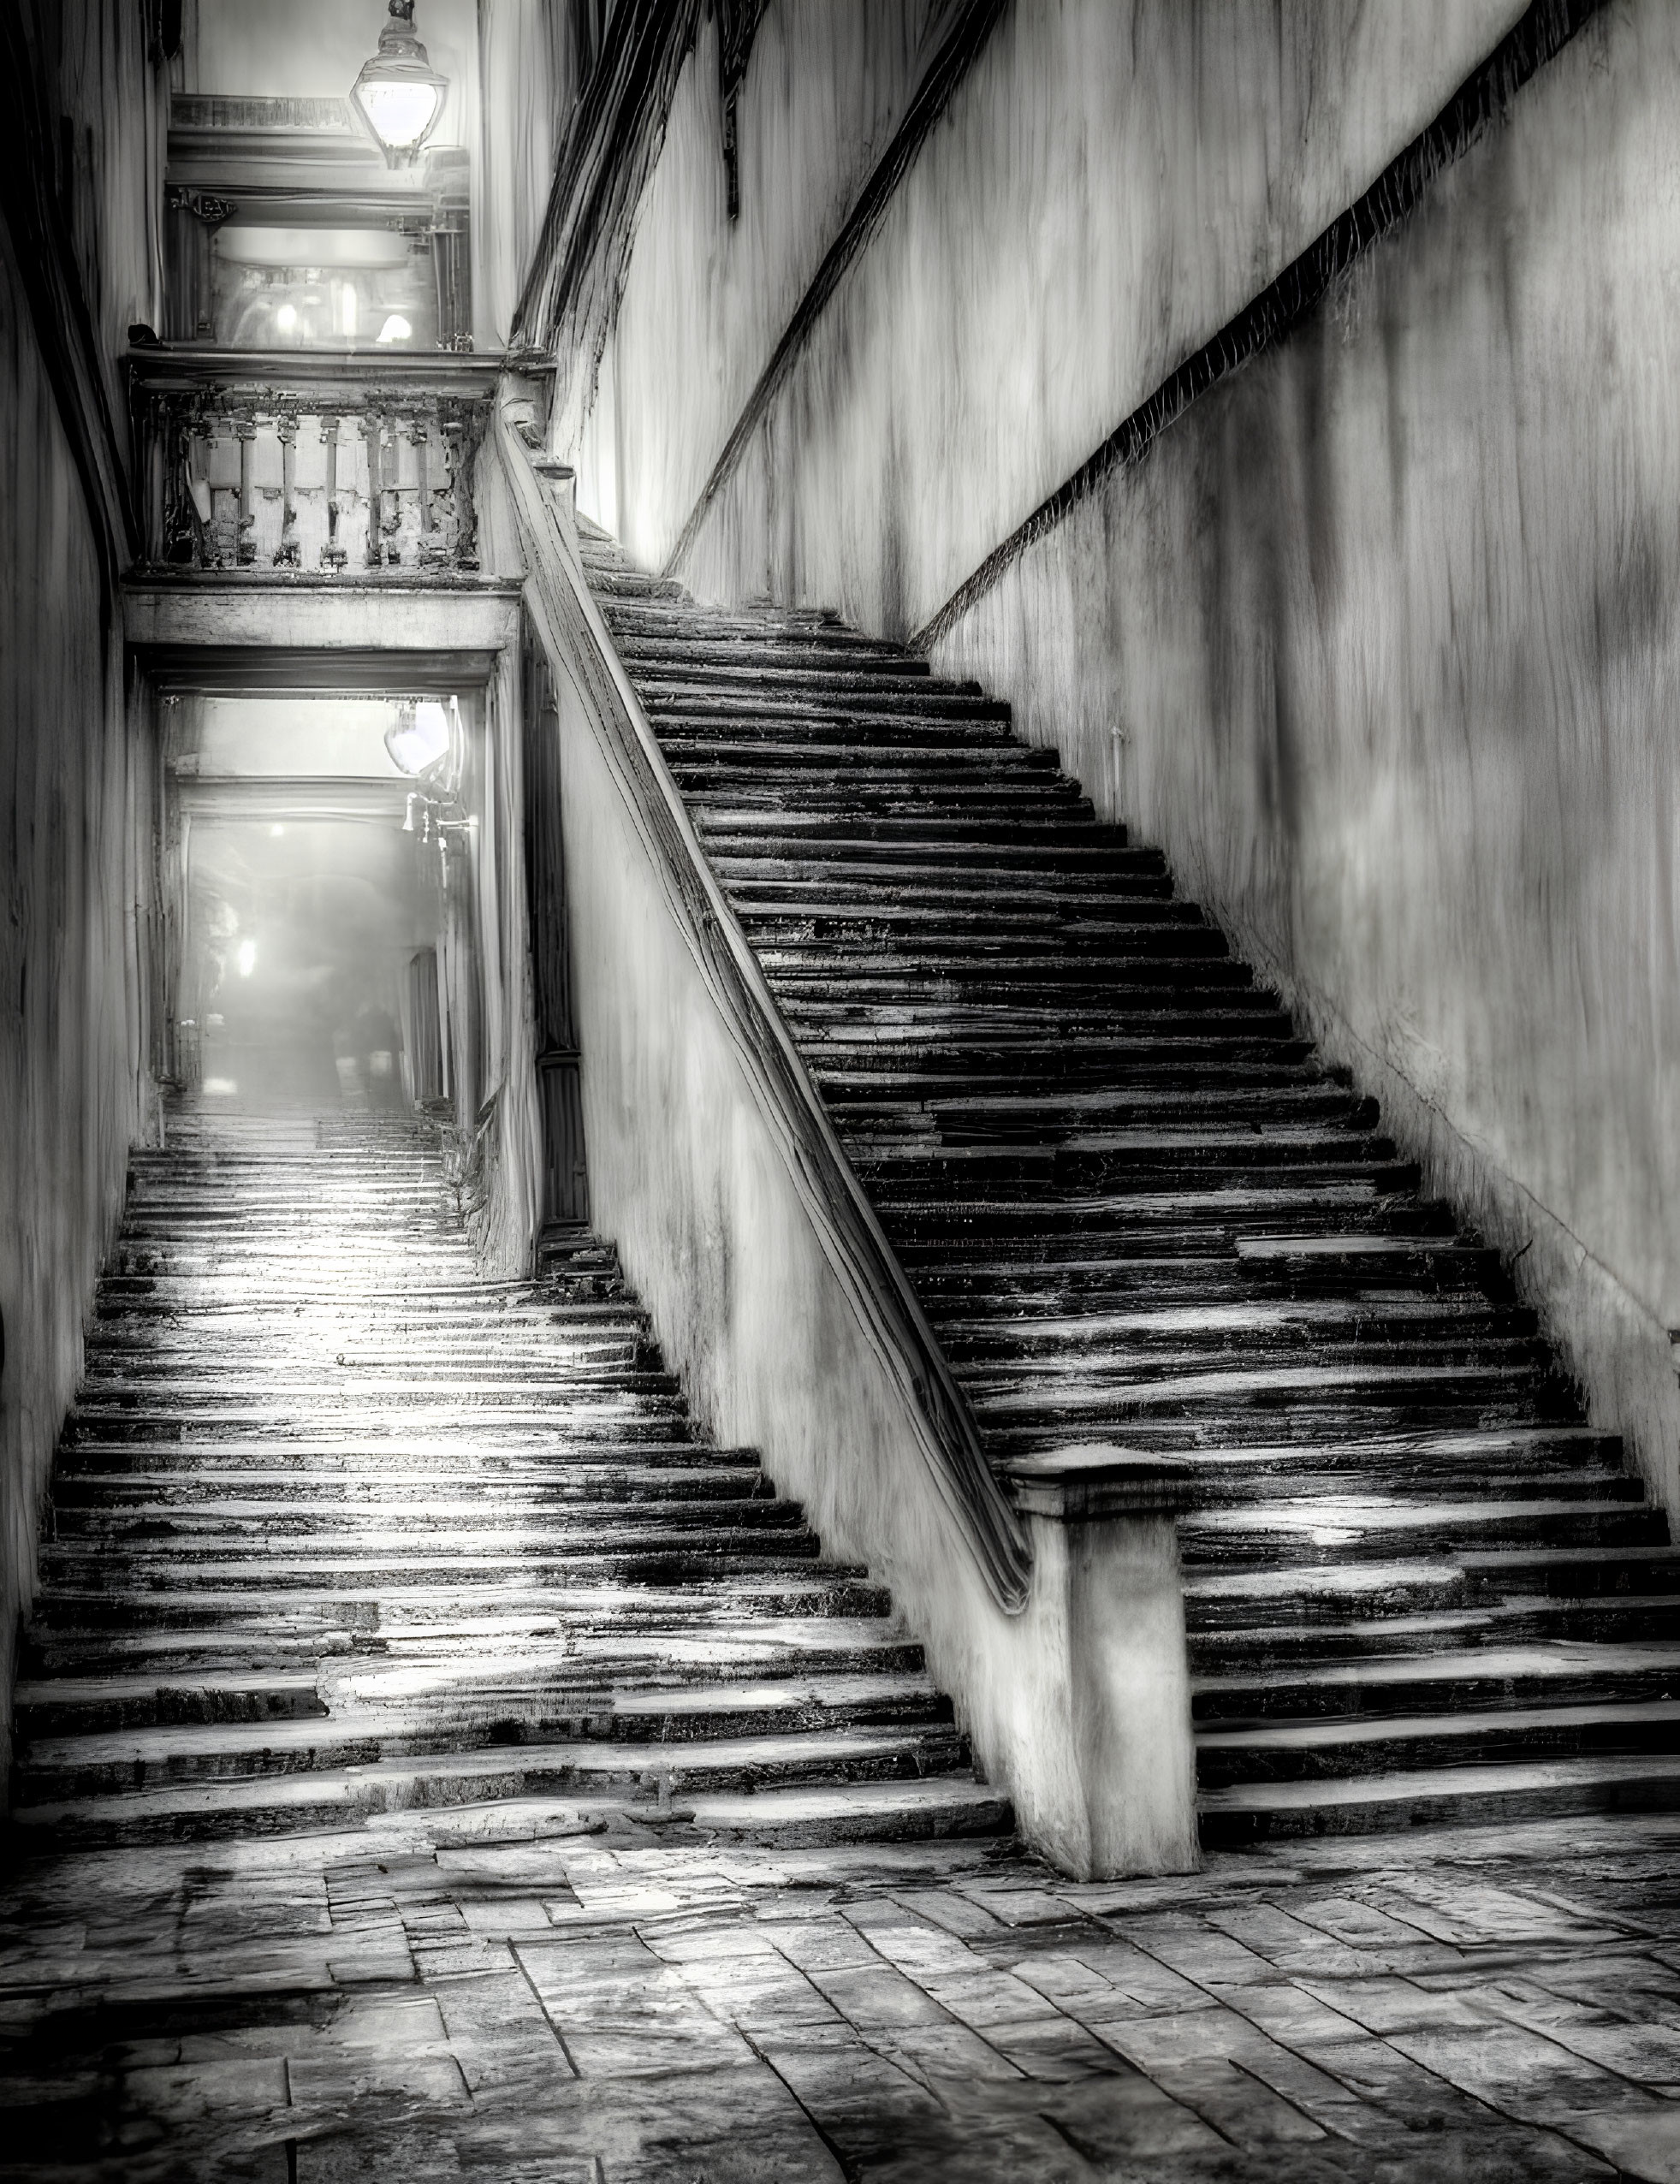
319 409 347 572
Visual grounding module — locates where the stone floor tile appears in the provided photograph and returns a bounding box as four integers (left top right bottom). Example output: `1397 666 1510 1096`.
887 1889 1006 1940
763 1921 887 1977
864 2017 1024 2084
1281 1891 1463 1964
1004 1950 1119 2007
800 1961 955 2034
1295 1971 1671 2146
1475 1990 1680 2091
974 2015 1124 2081
996 2063 1229 2163
1207 1899 1386 1978
1056 1932 1234 2021
1562 2104 1680 2183
285 2050 470 2110
955 1888 1077 1927
909 1965 1066 2031
1366 1876 1630 1949
1113 1912 1288 1991
456 1897 555 1938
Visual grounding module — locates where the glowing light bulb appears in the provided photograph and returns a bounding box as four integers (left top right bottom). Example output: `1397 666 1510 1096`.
384 697 452 775
236 941 258 978
376 314 413 345
350 3 449 169
358 80 442 149
275 303 299 333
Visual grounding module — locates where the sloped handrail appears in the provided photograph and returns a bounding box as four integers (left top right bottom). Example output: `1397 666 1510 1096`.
496 395 1032 1613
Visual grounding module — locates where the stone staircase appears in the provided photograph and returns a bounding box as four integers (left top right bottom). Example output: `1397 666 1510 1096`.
579 517 1680 1849
8 1101 1008 1852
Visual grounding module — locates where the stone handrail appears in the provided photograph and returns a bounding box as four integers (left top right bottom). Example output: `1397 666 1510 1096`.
496 393 1032 1616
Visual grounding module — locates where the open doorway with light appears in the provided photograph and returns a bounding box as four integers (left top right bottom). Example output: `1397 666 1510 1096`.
163 690 482 1123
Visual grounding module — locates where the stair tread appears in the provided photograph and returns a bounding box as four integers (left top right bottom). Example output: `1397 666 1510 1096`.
16 1716 950 1774
1198 1751 1680 1813
1195 1640 1680 1694
1196 1696 1680 1752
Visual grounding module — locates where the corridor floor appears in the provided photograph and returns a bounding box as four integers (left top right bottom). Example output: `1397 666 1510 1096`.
8 1808 1680 2180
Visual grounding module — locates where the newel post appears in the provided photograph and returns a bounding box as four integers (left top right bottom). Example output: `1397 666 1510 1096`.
1004 1445 1201 1879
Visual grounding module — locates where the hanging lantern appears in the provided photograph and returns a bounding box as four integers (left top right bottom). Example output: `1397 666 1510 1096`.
350 1 448 169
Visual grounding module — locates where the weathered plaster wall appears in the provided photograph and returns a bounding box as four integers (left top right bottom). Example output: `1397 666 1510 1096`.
571 2 1680 1505
0 236 157 1771
476 0 572 347
573 0 947 543
943 2 1680 1508
585 0 1524 602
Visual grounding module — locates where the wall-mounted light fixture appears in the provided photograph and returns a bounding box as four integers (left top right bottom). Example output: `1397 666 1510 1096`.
351 0 448 169
384 697 454 778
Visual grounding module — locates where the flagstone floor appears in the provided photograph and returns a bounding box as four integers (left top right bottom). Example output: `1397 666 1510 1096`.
7 1806 1680 2181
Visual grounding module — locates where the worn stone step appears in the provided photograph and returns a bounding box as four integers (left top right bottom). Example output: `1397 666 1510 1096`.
14 1668 329 1736
14 1713 969 1806
15 1662 950 1750
49 1470 774 1512
9 1764 1011 1854
26 1563 884 1631
1195 1697 1680 1788
1196 1753 1680 1846
24 1605 917 1681
1179 1497 1661 1568
1193 1641 1680 1724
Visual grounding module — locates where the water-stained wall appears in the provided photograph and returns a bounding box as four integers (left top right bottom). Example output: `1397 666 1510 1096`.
581 0 1524 601
0 3 165 1780
567 1 1680 1505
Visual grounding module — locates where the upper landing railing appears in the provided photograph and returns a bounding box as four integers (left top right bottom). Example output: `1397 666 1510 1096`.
127 348 506 579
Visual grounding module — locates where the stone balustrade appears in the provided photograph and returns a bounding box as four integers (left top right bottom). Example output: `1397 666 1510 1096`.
128 350 503 579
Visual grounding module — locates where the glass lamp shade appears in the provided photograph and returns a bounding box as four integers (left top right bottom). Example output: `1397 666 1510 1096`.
384 699 453 778
351 1 448 166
